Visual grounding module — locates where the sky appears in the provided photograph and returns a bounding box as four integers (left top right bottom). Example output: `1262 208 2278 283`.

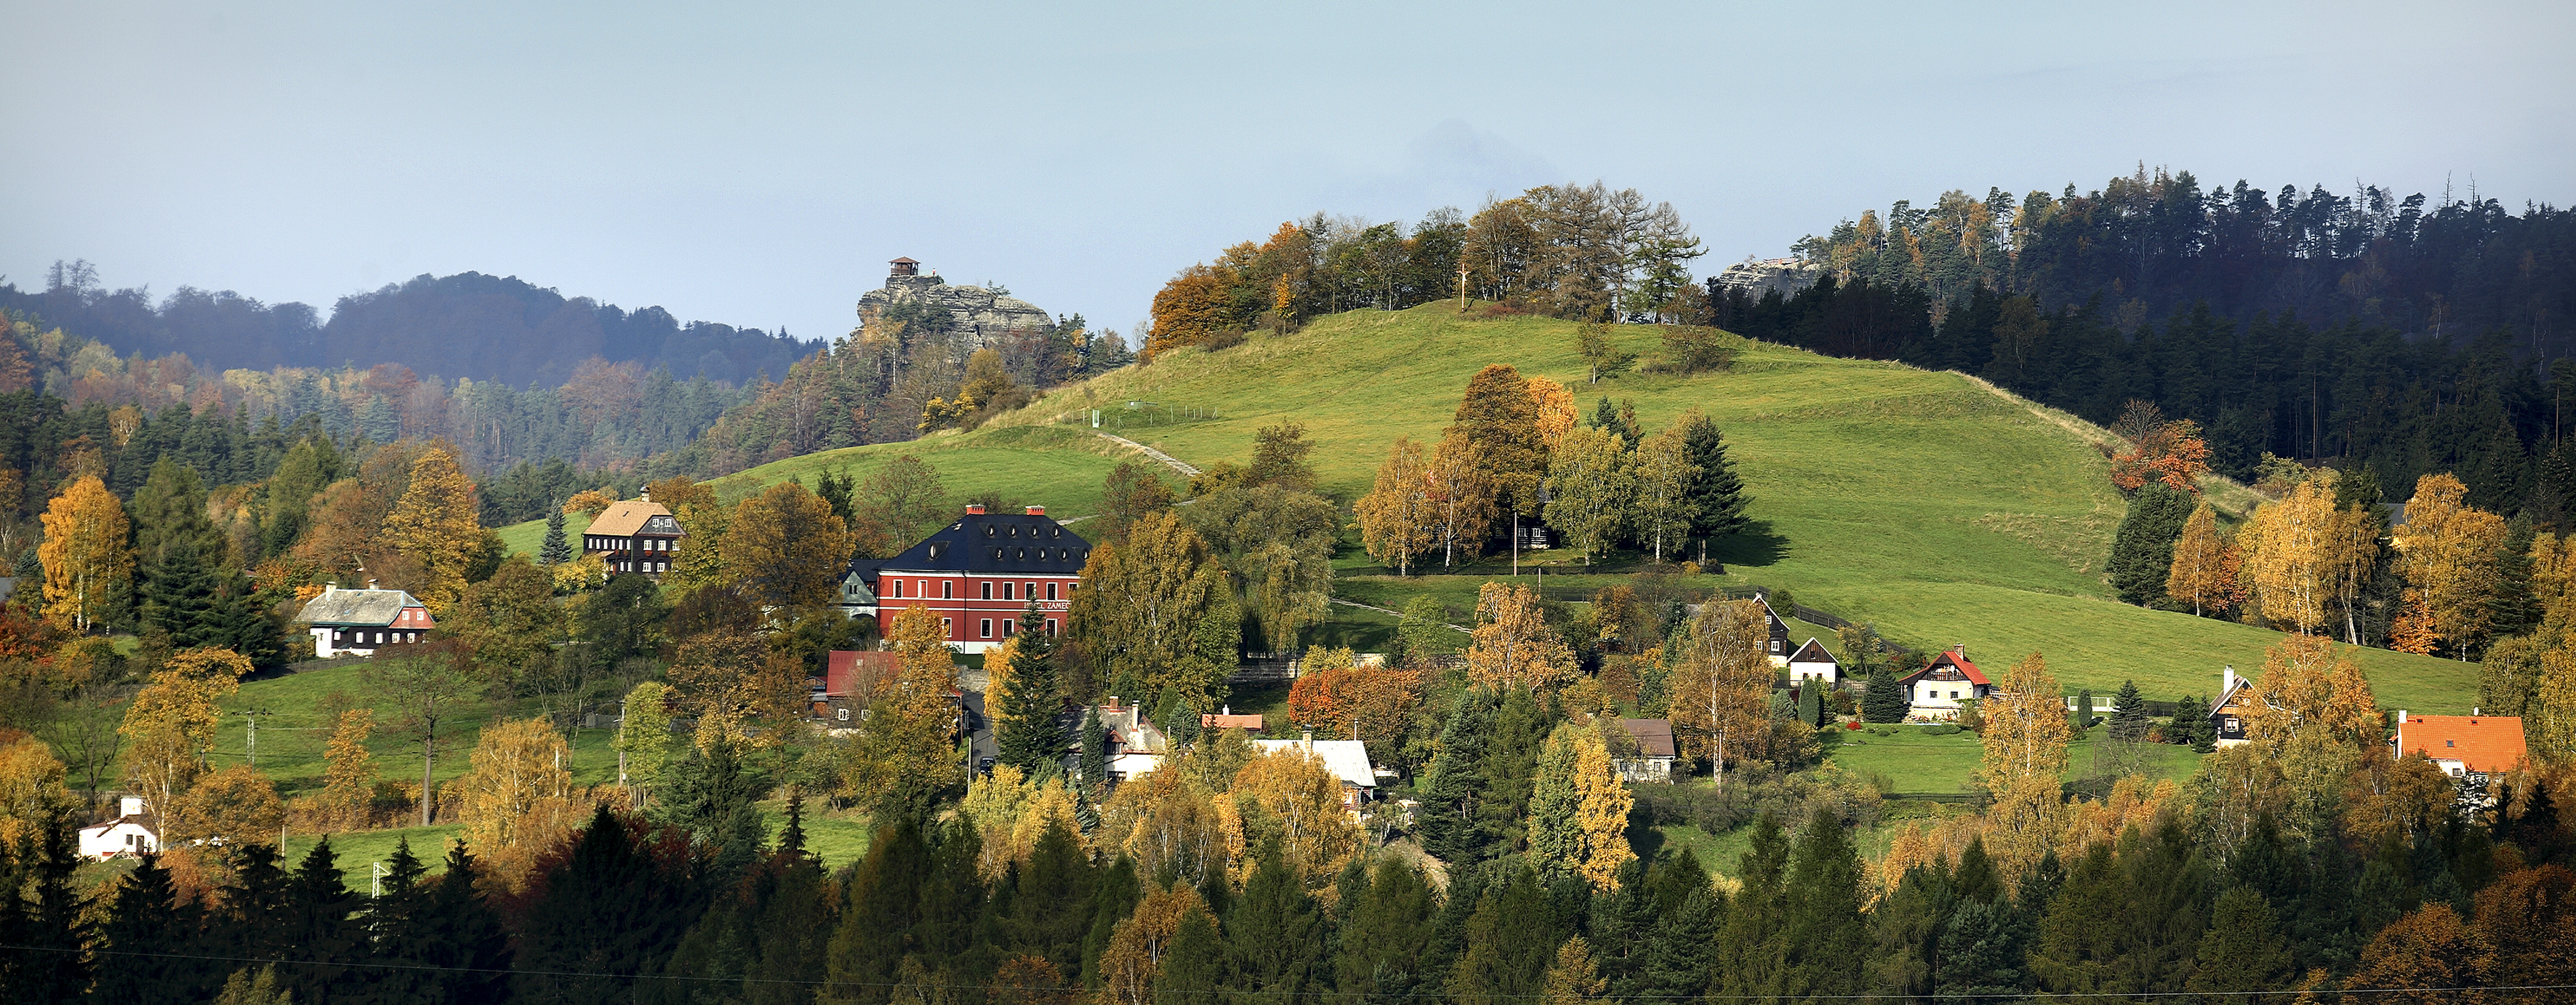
6 1 2571 351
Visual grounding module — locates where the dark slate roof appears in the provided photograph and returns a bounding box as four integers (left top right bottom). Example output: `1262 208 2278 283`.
872 510 1091 575
293 587 425 627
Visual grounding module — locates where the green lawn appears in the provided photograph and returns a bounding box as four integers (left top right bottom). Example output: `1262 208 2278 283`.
181 659 624 801
978 303 2478 713
1823 723 2206 794
269 799 878 892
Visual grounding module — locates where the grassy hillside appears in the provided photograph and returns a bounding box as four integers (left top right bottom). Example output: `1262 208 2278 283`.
496 425 1149 552
985 303 2474 713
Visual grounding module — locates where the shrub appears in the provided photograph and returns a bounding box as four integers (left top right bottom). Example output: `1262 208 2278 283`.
1922 723 1960 736
1642 325 1744 375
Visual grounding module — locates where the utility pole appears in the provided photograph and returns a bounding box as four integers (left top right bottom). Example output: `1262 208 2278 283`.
238 708 273 767
1456 260 1470 312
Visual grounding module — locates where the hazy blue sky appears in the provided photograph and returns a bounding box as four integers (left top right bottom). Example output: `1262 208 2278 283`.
7 1 2570 351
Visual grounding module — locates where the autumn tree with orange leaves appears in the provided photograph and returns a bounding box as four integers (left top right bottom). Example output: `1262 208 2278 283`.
2395 473 2507 656
2108 416 2210 493
1465 582 1576 693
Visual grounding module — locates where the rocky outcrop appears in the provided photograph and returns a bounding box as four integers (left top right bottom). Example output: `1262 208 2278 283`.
857 273 1053 345
1712 257 1824 300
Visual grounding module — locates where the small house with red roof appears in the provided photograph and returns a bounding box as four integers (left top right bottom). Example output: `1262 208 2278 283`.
2392 711 2527 781
811 650 902 728
1898 644 1991 718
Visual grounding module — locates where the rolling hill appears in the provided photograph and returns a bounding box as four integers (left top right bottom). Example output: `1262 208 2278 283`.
505 303 2480 713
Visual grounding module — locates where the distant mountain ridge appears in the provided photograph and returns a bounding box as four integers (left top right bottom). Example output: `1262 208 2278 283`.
1 265 819 387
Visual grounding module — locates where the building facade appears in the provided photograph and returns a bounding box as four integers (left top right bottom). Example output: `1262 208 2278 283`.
584 496 685 577
846 504 1088 654
294 582 434 658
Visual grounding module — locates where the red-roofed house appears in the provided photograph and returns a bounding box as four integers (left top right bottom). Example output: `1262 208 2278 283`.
2392 712 2527 780
812 650 903 728
1201 705 1265 732
1899 644 1992 719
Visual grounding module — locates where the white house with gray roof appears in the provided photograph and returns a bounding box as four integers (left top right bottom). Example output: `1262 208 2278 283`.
294 582 434 658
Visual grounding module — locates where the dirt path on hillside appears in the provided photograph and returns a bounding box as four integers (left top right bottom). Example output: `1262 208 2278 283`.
1094 432 1201 477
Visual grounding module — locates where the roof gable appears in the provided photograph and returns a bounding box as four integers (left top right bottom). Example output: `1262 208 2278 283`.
1253 739 1376 789
1616 718 1677 758
1901 649 1989 686
294 588 428 627
1788 638 1837 665
590 500 680 537
2398 715 2528 773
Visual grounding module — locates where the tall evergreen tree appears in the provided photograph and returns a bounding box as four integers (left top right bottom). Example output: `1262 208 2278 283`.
1336 857 1438 998
539 505 572 565
0 815 94 1000
1676 410 1751 554
1782 806 1868 996
1863 666 1909 723
2108 482 2196 605
139 538 221 646
1416 694 1493 862
1227 847 1324 995
515 805 699 1003
996 599 1064 776
2109 679 2148 740
276 837 365 1003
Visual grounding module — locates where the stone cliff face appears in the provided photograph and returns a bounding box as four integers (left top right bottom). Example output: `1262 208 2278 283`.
1712 258 1824 300
857 273 1053 345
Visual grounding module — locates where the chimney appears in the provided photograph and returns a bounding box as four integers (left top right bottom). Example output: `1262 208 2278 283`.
366 578 380 590
1301 729 1314 752
2222 666 2236 693
1950 644 1965 659
1026 505 1046 516
1107 694 1119 710
641 487 652 502
1221 704 1230 716
120 796 143 818
966 503 986 515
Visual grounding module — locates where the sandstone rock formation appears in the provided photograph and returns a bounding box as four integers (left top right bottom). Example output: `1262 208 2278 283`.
856 260 1053 346
1711 257 1824 300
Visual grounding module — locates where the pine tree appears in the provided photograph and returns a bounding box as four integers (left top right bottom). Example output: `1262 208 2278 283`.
1864 667 1909 723
1078 708 1107 791
1229 846 1325 994
998 600 1065 776
2072 686 2093 736
1336 859 1438 997
276 836 364 1003
1799 678 1824 726
1418 694 1493 862
2188 886 2292 997
1677 410 1751 551
1157 908 1229 1004
1782 806 1868 996
539 505 572 565
0 814 94 999
92 852 218 1001
2108 482 2195 605
2110 680 2148 741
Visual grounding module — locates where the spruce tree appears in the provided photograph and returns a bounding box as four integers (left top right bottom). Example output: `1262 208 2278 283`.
277 837 365 1003
1863 667 1909 723
1229 847 1324 994
540 505 572 565
1416 695 1493 862
1157 909 1228 1004
1336 859 1437 997
2110 680 2148 740
2188 886 2292 996
1677 411 1752 548
514 805 694 1002
140 539 220 646
2072 687 2093 736
1 815 95 1000
1078 708 1107 790
2107 483 2195 605
1798 678 1824 726
998 599 1066 775
1782 806 1868 996
92 852 218 1001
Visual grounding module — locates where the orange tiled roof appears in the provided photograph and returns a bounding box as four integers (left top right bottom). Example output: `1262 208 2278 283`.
2398 715 2529 773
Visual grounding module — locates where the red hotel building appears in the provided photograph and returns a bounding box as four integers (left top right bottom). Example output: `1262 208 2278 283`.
846 504 1088 653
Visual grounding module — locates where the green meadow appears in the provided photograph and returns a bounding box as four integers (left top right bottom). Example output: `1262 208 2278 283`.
494 302 2478 713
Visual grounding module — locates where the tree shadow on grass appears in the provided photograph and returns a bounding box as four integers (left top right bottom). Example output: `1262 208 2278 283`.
1704 520 1790 570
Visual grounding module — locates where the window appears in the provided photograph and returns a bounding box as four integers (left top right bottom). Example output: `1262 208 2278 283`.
1003 620 1015 636
889 580 904 598
1067 582 1079 593
1047 582 1059 601
1003 582 1015 600
979 619 993 638
917 580 928 597
981 582 993 600
1024 582 1036 598
1046 618 1059 636
941 617 952 633
942 581 953 599
1770 640 1782 652
837 708 850 721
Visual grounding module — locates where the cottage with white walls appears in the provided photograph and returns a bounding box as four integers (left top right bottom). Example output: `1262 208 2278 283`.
1786 638 1839 684
77 797 159 859
294 582 434 658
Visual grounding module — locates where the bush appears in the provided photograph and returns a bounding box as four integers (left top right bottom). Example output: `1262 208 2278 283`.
1922 723 1960 736
1642 325 1744 375
1629 764 1884 836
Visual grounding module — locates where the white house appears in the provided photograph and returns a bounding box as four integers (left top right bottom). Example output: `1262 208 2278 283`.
77 798 159 859
293 582 434 658
1254 735 1380 808
1786 638 1839 684
1899 644 1993 718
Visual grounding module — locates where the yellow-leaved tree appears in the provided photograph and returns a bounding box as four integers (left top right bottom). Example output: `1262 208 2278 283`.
1355 437 1436 576
1067 510 1237 705
1526 375 1578 453
37 474 132 632
1231 748 1360 889
2240 476 2336 633
1528 722 1635 891
1424 436 1498 569
382 445 483 614
2394 473 2506 655
1979 652 2071 876
317 708 376 829
1664 598 1777 790
1097 884 1216 1005
838 606 964 818
172 764 284 846
1465 582 1577 693
2244 633 2382 842
2535 646 2576 766
2166 498 2230 617
454 718 579 889
119 647 249 834
1629 426 1700 564
726 481 855 609
0 734 76 848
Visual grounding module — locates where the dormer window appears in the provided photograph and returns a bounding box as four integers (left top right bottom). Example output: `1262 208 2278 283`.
984 526 996 537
